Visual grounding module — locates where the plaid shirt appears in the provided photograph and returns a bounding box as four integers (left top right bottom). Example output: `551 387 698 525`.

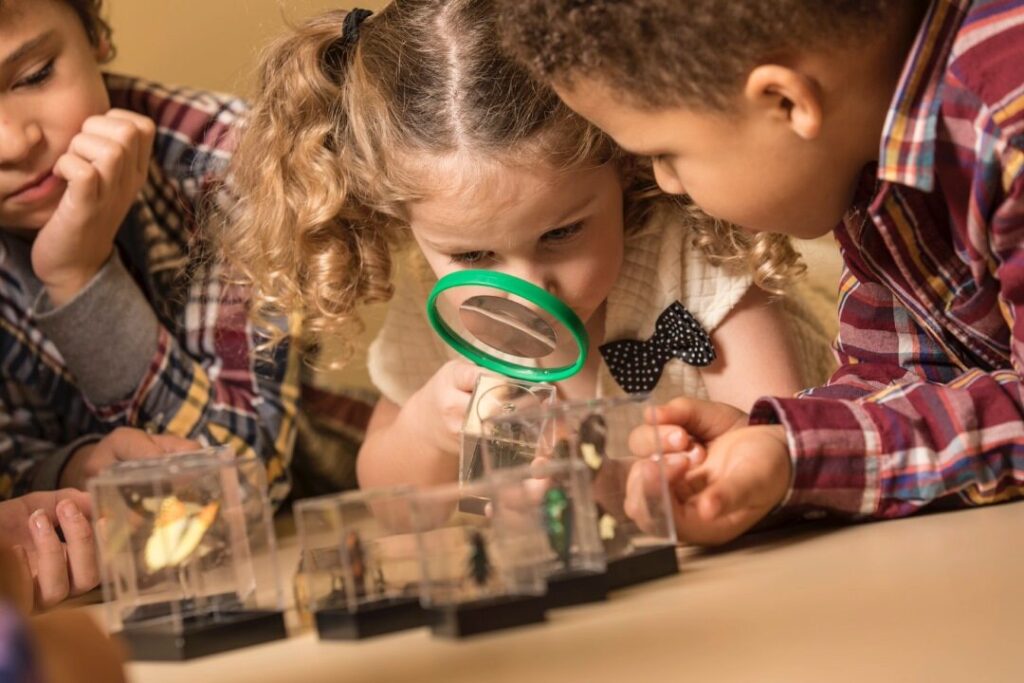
0 74 299 503
751 0 1024 517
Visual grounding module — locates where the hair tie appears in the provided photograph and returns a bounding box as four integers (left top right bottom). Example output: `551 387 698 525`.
323 8 373 77
341 8 373 51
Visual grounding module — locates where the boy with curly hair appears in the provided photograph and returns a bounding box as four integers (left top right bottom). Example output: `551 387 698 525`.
498 0 1024 544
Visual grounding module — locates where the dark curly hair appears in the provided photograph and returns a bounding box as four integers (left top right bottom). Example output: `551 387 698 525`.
1 0 115 59
497 0 926 109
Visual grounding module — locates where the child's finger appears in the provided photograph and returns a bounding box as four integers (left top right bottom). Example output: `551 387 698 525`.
150 434 202 454
29 510 70 609
450 361 482 393
651 397 747 442
67 132 127 189
95 109 156 175
56 500 99 597
623 460 657 533
54 489 93 520
627 423 693 458
53 153 101 205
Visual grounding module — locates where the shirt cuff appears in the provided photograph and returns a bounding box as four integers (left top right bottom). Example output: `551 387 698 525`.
33 252 159 406
750 395 879 517
28 434 104 491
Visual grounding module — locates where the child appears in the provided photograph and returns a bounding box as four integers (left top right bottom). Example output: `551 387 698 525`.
218 0 836 493
497 0 1024 544
0 0 301 502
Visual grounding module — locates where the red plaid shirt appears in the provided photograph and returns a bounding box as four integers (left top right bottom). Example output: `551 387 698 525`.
751 0 1024 517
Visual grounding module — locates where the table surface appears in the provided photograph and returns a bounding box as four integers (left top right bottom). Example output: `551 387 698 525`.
88 501 1022 683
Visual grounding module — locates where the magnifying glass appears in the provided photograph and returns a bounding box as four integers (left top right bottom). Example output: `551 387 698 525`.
426 270 589 382
428 270 589 512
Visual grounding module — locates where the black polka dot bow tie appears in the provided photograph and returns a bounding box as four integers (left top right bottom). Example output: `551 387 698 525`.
599 301 716 394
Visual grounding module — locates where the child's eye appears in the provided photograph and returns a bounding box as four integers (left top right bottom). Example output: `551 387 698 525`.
449 250 494 266
541 221 584 243
15 59 55 89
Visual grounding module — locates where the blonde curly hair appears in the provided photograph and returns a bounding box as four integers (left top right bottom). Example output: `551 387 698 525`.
215 0 803 369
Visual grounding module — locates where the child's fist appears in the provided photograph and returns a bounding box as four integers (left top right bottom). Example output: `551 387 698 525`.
628 397 792 545
402 360 484 454
31 109 156 306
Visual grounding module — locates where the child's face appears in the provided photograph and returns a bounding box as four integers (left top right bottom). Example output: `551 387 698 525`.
0 0 109 231
556 79 870 240
408 158 625 328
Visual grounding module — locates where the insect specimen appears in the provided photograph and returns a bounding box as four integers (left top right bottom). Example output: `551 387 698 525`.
466 530 492 587
542 486 574 568
346 530 367 597
144 496 220 572
577 413 608 475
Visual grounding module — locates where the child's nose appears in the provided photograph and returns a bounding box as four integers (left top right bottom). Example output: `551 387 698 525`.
652 158 686 196
0 117 42 165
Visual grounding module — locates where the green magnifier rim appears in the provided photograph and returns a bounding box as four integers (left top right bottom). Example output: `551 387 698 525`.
426 270 589 382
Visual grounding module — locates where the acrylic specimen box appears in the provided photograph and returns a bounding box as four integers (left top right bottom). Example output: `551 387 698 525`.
479 456 608 608
408 476 550 638
294 486 428 639
459 374 556 513
88 447 285 660
481 394 680 590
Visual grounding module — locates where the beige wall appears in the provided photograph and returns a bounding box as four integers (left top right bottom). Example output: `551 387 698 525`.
107 1 389 96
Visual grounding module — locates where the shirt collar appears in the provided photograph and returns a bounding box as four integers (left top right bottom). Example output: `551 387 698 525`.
877 0 972 192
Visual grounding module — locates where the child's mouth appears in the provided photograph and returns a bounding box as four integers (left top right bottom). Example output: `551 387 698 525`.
6 171 62 205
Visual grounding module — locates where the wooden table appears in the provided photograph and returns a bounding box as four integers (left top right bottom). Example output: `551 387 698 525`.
106 501 1022 683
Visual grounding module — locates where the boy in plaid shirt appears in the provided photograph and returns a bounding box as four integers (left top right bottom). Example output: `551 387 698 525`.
500 0 1024 544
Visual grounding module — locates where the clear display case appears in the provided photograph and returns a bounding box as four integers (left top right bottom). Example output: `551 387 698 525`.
294 486 427 639
408 475 550 637
481 395 679 589
459 374 556 513
88 447 285 660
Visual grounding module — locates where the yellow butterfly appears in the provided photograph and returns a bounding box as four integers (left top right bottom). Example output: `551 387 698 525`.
144 497 220 572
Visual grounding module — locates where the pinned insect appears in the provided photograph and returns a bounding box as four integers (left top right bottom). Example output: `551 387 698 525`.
346 530 367 597
143 496 220 572
542 486 574 569
577 414 608 476
466 530 492 587
595 503 631 557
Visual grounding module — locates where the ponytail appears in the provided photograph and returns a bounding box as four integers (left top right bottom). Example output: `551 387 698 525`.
214 9 396 368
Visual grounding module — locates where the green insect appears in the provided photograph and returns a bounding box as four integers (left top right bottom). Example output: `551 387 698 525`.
467 530 492 587
542 486 574 568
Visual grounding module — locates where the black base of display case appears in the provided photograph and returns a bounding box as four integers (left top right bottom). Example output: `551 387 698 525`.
606 545 679 590
429 594 547 638
314 597 428 639
544 569 609 609
118 609 287 661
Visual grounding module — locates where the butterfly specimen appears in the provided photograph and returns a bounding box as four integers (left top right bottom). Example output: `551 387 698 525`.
144 496 220 572
577 414 608 475
595 503 631 557
466 530 492 587
542 486 574 569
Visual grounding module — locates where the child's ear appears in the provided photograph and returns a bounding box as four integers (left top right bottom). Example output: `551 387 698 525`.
743 65 823 140
95 38 112 63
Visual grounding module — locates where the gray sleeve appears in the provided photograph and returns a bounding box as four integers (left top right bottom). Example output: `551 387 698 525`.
33 252 160 406
27 433 104 491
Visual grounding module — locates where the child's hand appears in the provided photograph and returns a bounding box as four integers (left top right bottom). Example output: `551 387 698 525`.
400 360 483 454
59 427 200 491
628 397 792 545
0 490 96 611
31 109 156 307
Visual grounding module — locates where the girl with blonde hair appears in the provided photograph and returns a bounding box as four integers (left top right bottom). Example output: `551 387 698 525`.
217 0 835 490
